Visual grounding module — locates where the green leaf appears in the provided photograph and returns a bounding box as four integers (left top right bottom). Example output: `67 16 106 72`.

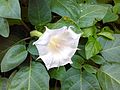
49 66 66 80
0 0 21 19
47 17 82 33
103 6 118 23
97 0 111 3
0 77 8 90
27 40 38 55
101 26 114 33
76 0 97 4
91 55 106 64
28 0 51 25
8 61 49 90
83 64 97 74
113 3 120 14
78 45 86 59
97 63 120 90
98 31 114 40
99 34 120 63
77 4 107 28
98 26 114 40
1 45 28 72
82 26 96 37
0 18 9 37
85 36 102 59
51 0 108 28
61 68 101 90
71 55 84 69
0 29 25 63
114 0 120 4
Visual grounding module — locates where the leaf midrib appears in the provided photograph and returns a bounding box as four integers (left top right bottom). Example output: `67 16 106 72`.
6 0 19 18
102 46 120 52
28 62 31 90
63 74 96 90
102 71 120 85
56 0 74 18
77 7 106 23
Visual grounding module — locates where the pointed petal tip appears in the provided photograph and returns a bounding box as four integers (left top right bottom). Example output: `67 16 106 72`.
77 48 81 50
33 42 36 45
68 26 74 29
44 26 49 31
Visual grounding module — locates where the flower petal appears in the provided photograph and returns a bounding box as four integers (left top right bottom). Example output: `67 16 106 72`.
33 26 68 45
68 26 81 39
34 44 48 56
40 52 72 70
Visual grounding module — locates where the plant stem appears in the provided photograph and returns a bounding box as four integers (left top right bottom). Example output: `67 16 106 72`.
21 20 31 32
55 80 58 90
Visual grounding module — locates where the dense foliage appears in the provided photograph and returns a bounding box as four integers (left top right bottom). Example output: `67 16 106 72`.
0 0 120 90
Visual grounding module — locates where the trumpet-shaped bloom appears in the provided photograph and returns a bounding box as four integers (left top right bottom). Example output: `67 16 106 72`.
33 26 81 70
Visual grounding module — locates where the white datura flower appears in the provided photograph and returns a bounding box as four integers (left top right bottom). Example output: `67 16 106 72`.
33 26 81 70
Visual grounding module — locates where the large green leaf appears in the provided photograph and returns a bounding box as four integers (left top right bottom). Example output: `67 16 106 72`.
77 4 107 28
28 0 51 25
47 17 82 33
99 34 120 63
1 45 28 72
8 61 49 90
85 36 102 59
61 68 101 90
0 29 25 63
0 0 21 19
97 63 120 90
0 18 9 37
51 0 107 28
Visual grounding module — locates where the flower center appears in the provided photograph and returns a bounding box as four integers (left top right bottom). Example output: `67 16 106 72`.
48 36 61 53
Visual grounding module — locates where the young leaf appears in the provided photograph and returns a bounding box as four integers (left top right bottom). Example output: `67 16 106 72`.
1 45 28 72
98 32 114 40
78 45 86 59
61 68 101 90
27 40 38 55
82 26 96 37
71 55 84 69
113 3 120 14
97 63 120 90
114 0 120 4
8 61 49 90
91 55 106 64
0 18 9 37
99 34 120 63
0 0 21 19
85 36 102 59
83 64 97 74
49 66 66 80
28 0 51 25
